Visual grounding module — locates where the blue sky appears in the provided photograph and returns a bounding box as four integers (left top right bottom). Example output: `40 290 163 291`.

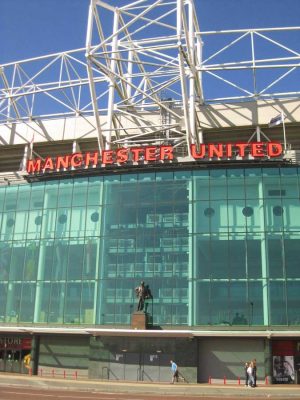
1 0 300 64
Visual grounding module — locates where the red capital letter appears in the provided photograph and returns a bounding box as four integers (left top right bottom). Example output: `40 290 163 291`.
27 159 41 173
56 155 70 169
85 152 99 167
116 148 128 163
160 146 174 160
145 146 157 161
267 142 283 157
43 157 54 171
190 144 206 159
102 150 114 164
251 143 265 157
70 153 83 168
235 143 249 157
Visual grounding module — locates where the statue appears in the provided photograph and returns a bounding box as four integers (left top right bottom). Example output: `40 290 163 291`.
135 281 153 312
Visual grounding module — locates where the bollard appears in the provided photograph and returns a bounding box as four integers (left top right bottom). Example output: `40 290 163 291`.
265 376 269 385
52 369 55 378
63 370 66 379
208 376 211 384
40 368 43 377
238 376 240 385
74 371 78 380
223 376 226 385
29 368 32 376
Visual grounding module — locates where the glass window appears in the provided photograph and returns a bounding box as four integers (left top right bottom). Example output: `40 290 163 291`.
23 241 39 281
247 236 262 279
72 178 88 207
82 238 98 279
248 281 264 325
37 240 54 281
227 199 246 232
284 235 300 278
227 177 245 199
210 177 227 200
14 211 29 240
49 282 65 323
267 235 284 278
195 281 210 325
19 282 36 322
6 282 21 323
4 186 18 211
57 180 73 208
85 206 101 237
70 207 86 237
87 176 102 206
245 199 262 233
27 210 43 239
34 282 51 323
9 242 26 281
65 282 81 323
264 199 284 232
282 198 300 231
269 281 287 325
0 283 8 321
210 237 230 279
230 281 248 325
67 239 84 280
16 185 31 210
97 279 116 324
195 235 210 278
55 209 71 238
81 282 95 324
52 240 68 280
286 281 300 325
228 235 246 279
29 184 45 209
0 188 6 212
44 181 59 209
0 212 16 240
0 242 11 281
210 200 228 233
210 281 230 325
40 208 57 239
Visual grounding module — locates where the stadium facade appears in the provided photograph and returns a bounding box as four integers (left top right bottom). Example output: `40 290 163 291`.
0 0 300 384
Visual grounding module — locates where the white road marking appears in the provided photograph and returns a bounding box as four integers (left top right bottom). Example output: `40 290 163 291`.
1 391 119 399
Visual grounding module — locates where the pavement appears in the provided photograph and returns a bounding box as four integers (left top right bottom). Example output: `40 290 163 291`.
0 373 299 398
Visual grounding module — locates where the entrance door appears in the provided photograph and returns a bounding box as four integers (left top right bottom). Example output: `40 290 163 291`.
0 337 32 374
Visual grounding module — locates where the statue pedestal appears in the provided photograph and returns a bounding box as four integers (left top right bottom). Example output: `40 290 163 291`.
131 311 148 330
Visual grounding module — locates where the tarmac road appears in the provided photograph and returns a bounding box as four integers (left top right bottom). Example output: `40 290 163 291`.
0 386 298 400
0 374 299 399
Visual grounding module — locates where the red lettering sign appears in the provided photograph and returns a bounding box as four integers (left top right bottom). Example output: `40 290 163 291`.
26 142 283 174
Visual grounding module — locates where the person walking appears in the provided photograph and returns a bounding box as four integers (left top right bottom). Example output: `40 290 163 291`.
244 362 249 386
252 359 257 387
170 360 179 383
247 361 255 387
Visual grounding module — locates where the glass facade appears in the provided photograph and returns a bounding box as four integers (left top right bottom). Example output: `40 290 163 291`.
0 166 300 327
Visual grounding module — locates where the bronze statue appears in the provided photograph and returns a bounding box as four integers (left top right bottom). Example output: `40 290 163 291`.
135 281 152 311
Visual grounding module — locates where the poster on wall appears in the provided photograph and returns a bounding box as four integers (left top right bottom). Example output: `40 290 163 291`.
273 355 295 384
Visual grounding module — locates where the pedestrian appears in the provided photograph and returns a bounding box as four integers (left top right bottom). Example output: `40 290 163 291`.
170 360 179 383
252 359 257 387
244 362 249 386
247 361 255 387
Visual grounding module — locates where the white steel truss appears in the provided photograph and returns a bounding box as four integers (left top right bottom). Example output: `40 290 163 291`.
1 0 300 153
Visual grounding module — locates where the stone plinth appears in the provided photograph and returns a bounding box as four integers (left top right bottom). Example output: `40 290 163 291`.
131 311 148 330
